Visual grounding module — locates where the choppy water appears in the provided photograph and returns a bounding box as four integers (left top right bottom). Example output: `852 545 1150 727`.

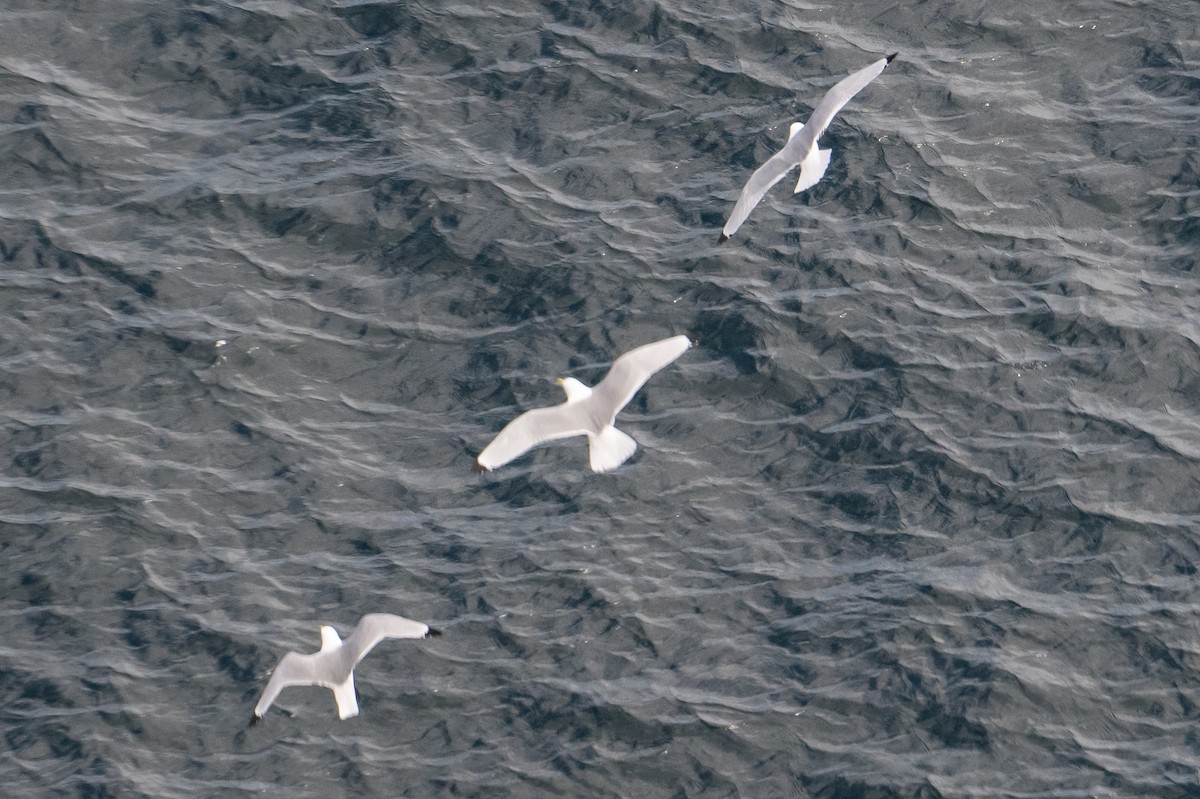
2 1 1199 797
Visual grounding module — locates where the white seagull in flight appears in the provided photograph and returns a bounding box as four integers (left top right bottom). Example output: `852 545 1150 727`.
717 53 897 243
249 613 440 725
475 334 692 473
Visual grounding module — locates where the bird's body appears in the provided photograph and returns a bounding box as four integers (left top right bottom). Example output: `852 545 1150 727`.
250 613 440 725
717 53 897 243
476 334 692 473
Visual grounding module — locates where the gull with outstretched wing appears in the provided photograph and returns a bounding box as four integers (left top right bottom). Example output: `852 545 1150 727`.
249 613 440 725
476 334 692 473
718 53 897 243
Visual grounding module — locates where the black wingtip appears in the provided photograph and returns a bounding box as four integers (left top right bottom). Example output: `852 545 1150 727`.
426 627 443 638
885 52 898 64
248 712 260 728
471 460 486 474
686 332 701 348
716 232 728 245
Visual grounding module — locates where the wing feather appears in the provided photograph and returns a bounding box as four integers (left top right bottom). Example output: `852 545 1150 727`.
254 652 316 718
477 404 590 470
720 147 802 240
342 614 431 663
589 335 691 419
800 56 891 146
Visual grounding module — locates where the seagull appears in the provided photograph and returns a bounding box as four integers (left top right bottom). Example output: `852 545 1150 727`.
717 52 897 243
475 334 692 473
249 613 440 725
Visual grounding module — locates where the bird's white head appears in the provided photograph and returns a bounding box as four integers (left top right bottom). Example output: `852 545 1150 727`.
319 625 343 652
788 122 805 139
556 377 592 403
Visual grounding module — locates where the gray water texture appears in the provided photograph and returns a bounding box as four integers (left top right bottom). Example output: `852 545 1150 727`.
1 1 1199 797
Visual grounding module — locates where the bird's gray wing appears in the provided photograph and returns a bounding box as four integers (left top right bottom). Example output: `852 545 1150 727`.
476 404 591 470
719 146 802 241
254 652 318 718
799 54 893 145
342 614 431 664
590 335 691 420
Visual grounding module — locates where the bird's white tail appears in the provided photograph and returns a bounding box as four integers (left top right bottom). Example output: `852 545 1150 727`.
587 426 638 473
332 675 359 719
794 146 832 194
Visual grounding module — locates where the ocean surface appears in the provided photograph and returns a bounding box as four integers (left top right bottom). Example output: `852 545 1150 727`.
2 1 1198 797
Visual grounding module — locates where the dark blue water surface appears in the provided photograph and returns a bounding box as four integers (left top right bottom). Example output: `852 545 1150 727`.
2 1 1199 797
